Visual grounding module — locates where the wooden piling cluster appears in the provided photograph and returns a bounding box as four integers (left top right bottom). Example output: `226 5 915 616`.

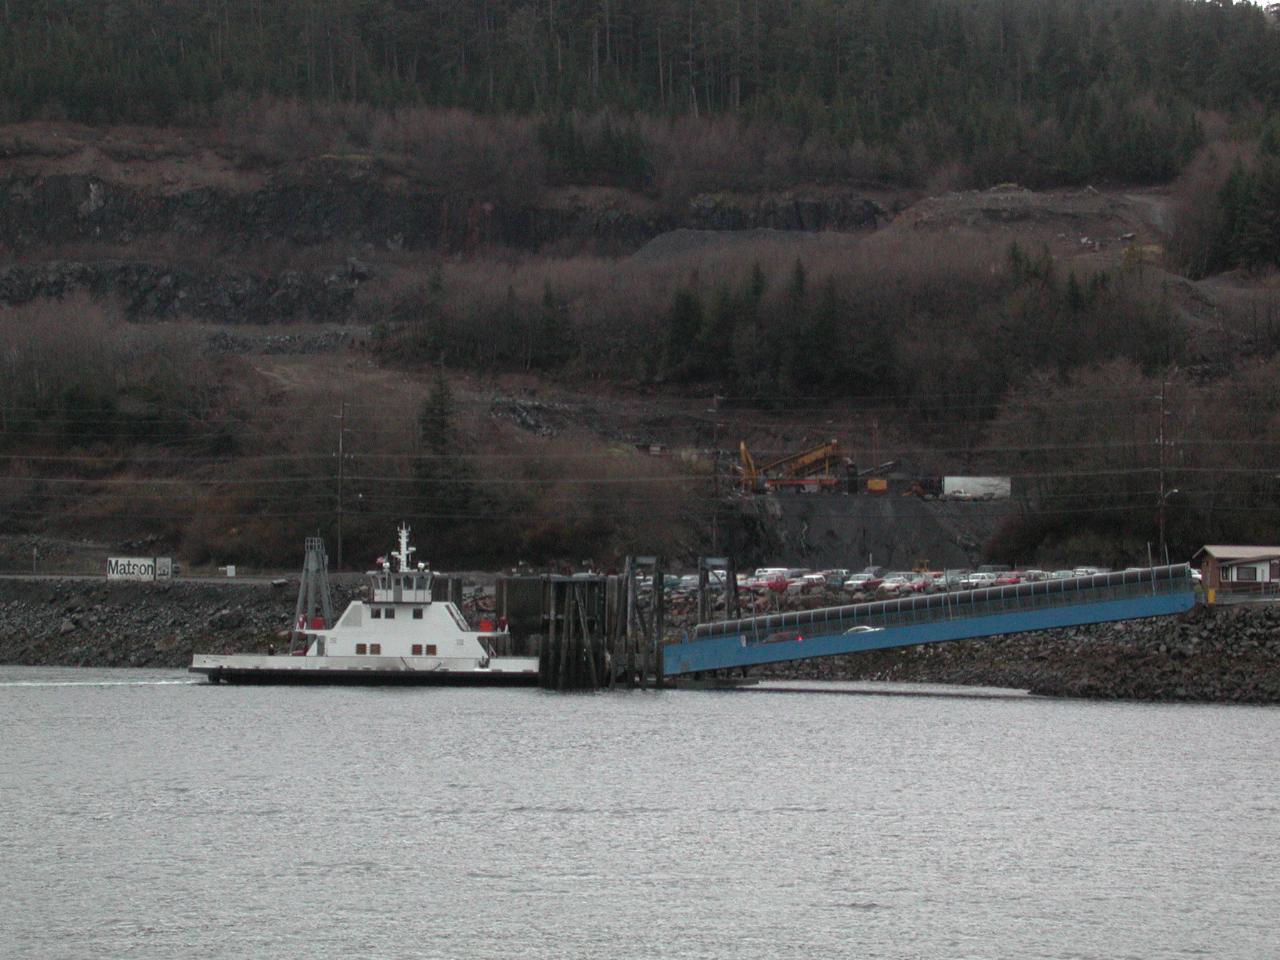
535 557 670 691
614 556 665 689
538 577 611 691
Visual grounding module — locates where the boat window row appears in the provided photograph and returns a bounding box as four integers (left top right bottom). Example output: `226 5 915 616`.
376 575 432 591
368 607 426 619
350 642 437 655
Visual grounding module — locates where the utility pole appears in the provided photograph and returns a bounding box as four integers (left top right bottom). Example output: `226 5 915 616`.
335 399 346 571
710 395 721 554
1157 375 1166 563
1156 371 1177 565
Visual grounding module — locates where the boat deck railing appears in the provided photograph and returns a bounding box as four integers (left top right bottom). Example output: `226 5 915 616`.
690 565 1194 643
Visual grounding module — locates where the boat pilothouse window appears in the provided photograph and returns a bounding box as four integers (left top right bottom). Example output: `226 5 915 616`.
371 608 382 619
413 608 423 620
385 608 395 620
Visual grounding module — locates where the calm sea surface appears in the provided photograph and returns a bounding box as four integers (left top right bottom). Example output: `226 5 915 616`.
2 666 1277 960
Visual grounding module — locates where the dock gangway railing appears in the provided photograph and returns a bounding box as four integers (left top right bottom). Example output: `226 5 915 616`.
663 565 1197 677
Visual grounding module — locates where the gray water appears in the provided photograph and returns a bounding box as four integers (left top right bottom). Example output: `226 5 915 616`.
2 666 1277 960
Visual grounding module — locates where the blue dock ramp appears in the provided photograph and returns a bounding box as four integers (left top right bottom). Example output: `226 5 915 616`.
663 565 1197 677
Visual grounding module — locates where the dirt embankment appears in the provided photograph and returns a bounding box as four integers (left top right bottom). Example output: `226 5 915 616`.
2 577 1278 703
771 494 1008 570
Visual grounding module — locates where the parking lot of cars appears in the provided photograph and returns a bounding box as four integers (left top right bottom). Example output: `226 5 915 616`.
641 562 1135 606
686 563 1123 602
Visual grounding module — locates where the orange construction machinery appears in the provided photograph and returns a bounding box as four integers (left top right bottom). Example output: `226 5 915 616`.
738 439 841 494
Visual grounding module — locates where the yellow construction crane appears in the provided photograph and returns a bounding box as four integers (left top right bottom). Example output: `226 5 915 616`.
738 439 840 493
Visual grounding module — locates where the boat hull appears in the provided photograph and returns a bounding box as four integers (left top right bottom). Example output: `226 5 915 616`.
190 654 540 687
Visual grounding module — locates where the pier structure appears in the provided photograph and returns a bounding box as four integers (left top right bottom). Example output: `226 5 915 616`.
663 565 1197 678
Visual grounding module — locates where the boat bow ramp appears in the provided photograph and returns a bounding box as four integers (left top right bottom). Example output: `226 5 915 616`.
664 565 1197 678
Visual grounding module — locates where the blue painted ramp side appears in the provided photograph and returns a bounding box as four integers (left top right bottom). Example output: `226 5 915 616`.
662 591 1196 677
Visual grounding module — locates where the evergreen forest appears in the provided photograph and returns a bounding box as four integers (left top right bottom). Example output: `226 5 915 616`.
4 0 1279 188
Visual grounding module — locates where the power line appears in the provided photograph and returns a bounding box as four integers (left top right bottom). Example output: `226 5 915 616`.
1 435 1280 464
7 501 1279 524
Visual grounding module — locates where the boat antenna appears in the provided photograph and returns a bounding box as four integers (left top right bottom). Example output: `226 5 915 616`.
393 523 416 573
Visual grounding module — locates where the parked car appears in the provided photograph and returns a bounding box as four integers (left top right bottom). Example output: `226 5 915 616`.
748 567 788 586
880 572 921 595
843 573 883 593
787 573 827 595
907 572 937 592
1050 570 1077 580
961 571 999 590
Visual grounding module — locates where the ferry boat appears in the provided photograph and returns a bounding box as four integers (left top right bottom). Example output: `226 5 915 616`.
190 526 539 685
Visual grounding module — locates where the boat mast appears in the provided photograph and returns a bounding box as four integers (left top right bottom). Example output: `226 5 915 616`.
393 523 416 573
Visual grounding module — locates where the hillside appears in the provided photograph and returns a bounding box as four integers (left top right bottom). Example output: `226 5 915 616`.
7 0 1280 573
3 109 1280 573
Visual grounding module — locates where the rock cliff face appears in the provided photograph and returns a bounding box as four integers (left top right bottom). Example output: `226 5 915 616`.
0 258 370 323
1 577 1276 703
0 173 886 322
0 173 886 256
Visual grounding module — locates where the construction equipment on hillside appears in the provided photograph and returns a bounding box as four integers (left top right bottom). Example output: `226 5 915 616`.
738 441 759 494
738 439 842 494
857 460 898 495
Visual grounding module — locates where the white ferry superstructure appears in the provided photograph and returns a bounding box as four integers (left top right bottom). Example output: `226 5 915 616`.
190 525 539 685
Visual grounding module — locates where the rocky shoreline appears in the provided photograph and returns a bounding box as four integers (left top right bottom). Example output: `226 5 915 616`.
1 578 1277 704
758 602 1280 704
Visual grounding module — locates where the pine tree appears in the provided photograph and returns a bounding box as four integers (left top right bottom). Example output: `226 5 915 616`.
418 370 453 457
665 287 705 380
